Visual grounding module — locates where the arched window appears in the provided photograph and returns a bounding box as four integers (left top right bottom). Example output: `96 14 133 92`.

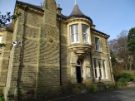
70 24 79 43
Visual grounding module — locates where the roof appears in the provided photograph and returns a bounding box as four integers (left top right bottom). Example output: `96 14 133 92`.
70 4 84 16
6 23 14 32
16 1 68 21
0 23 14 32
16 1 44 12
92 28 110 39
68 4 93 23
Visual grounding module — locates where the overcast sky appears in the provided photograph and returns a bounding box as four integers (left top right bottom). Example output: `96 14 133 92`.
0 0 135 40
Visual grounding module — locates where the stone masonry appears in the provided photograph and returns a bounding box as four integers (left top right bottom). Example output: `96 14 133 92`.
0 0 114 100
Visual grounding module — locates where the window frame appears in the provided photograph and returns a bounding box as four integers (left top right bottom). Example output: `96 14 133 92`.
0 36 2 43
70 24 79 43
98 59 102 78
93 58 107 80
95 37 102 52
102 60 106 79
82 24 90 44
93 58 97 78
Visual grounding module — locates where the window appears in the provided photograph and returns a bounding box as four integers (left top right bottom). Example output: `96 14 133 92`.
93 58 97 78
70 24 79 43
82 24 89 43
102 60 106 78
95 37 100 51
0 36 2 43
98 60 102 78
93 58 107 80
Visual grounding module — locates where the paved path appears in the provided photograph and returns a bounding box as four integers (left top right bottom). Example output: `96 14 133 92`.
50 88 135 101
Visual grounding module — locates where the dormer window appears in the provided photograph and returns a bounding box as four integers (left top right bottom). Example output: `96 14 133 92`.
82 24 89 43
70 24 79 43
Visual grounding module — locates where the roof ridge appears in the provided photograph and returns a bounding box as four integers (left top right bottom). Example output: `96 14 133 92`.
16 0 43 11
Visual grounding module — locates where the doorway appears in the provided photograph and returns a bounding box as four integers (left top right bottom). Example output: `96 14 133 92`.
76 60 83 83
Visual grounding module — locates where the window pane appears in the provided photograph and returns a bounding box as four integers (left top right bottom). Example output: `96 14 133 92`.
98 60 101 69
98 60 102 78
93 59 97 78
70 24 78 43
93 59 96 68
95 37 100 51
82 24 89 43
103 60 106 78
94 69 97 78
0 36 2 43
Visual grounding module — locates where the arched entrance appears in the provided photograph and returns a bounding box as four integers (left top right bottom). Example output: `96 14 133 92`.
76 59 83 83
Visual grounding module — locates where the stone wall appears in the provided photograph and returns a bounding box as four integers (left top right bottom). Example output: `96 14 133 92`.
38 25 60 87
5 6 43 98
59 21 70 85
37 0 60 97
91 31 113 81
0 31 13 88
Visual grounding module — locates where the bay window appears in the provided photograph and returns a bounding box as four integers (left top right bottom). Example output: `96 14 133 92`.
69 23 91 44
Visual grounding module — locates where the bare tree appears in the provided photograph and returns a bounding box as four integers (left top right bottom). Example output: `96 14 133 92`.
110 30 129 70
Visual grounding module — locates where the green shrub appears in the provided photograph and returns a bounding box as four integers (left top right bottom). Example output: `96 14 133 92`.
116 80 127 88
115 72 135 88
97 82 107 91
62 83 87 95
72 84 86 94
87 83 116 93
72 87 82 94
115 72 135 82
87 84 98 93
0 96 4 101
104 84 116 91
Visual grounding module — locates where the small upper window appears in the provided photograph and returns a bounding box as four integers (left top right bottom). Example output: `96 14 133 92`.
95 37 100 51
82 24 89 43
70 24 79 43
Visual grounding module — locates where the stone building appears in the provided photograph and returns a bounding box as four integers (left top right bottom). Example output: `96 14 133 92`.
0 0 114 100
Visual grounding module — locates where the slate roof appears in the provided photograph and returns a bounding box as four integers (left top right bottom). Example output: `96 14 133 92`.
6 23 14 32
68 4 93 23
16 0 43 11
70 4 84 16
92 28 110 39
16 1 67 19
